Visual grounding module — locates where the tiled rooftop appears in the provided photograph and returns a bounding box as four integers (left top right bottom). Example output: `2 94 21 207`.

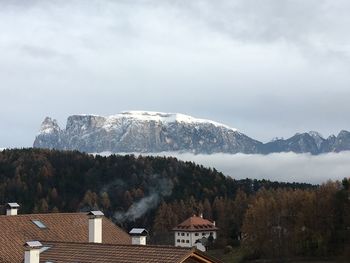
40 241 221 263
173 216 218 232
0 213 131 263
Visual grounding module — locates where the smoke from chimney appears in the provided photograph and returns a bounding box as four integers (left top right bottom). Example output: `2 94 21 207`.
114 175 173 223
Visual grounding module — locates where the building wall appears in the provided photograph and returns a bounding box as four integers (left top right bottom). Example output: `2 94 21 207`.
174 231 192 247
131 236 146 245
174 230 217 248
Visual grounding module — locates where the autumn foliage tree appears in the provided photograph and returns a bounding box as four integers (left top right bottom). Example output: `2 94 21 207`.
241 181 349 259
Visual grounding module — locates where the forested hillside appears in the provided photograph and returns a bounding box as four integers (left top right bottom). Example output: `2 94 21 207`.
0 149 348 260
242 181 350 260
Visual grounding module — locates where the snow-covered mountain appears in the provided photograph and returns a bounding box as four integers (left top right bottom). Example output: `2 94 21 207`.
33 111 262 154
261 131 350 154
33 111 350 155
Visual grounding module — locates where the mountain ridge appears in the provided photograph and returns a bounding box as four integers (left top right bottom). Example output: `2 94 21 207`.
34 111 350 155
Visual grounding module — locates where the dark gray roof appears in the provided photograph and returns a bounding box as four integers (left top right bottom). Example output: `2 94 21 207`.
6 202 20 208
24 241 43 248
88 211 104 217
129 228 148 236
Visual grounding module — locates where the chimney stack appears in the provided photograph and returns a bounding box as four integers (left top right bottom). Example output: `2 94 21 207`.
88 211 104 243
6 202 20 216
129 228 148 245
24 241 42 263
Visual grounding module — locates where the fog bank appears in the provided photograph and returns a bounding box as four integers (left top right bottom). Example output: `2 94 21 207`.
98 151 350 184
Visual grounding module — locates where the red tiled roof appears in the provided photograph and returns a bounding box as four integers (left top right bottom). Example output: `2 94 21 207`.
173 216 218 232
0 213 131 263
40 241 222 263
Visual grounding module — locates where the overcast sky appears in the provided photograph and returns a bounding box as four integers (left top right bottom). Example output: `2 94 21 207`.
1 0 350 147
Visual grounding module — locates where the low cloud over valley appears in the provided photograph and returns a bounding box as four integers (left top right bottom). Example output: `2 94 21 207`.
136 152 350 184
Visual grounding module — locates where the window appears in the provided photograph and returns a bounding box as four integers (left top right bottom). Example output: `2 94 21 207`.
202 233 206 236
186 240 189 243
177 233 180 236
32 220 47 229
181 233 185 236
177 239 180 242
181 239 185 243
195 233 199 236
186 233 189 236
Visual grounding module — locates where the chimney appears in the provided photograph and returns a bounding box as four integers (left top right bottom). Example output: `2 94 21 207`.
6 202 20 216
199 213 203 218
88 211 104 243
129 228 148 245
24 241 42 263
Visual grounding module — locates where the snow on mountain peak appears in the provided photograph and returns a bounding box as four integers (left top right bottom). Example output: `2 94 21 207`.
308 131 324 139
116 111 237 131
308 131 325 149
270 137 284 142
34 111 253 154
39 117 60 134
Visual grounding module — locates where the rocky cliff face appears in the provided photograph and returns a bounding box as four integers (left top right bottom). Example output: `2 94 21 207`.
262 131 350 154
326 130 350 152
34 117 63 150
33 111 262 154
33 111 350 155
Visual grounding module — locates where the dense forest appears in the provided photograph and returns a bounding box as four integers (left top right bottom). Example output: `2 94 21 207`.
0 148 348 260
241 181 350 260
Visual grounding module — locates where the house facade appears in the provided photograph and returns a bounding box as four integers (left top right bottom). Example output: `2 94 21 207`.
173 214 218 251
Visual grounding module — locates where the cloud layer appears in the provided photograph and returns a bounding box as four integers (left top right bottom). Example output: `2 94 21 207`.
139 151 350 184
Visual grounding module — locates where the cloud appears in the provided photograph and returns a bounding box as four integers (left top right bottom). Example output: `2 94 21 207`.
132 152 350 184
19 45 73 61
0 0 350 147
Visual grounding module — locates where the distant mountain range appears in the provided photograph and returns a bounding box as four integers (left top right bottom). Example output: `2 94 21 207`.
33 111 350 155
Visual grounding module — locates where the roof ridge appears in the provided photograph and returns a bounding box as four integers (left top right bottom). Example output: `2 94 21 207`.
177 248 197 263
41 240 193 250
0 212 86 218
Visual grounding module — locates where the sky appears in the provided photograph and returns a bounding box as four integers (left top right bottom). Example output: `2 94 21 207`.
1 0 350 148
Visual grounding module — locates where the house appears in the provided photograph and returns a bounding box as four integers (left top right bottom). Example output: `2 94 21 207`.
172 214 218 251
0 203 222 263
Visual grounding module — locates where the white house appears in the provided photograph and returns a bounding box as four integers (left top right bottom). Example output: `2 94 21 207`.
172 214 218 251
